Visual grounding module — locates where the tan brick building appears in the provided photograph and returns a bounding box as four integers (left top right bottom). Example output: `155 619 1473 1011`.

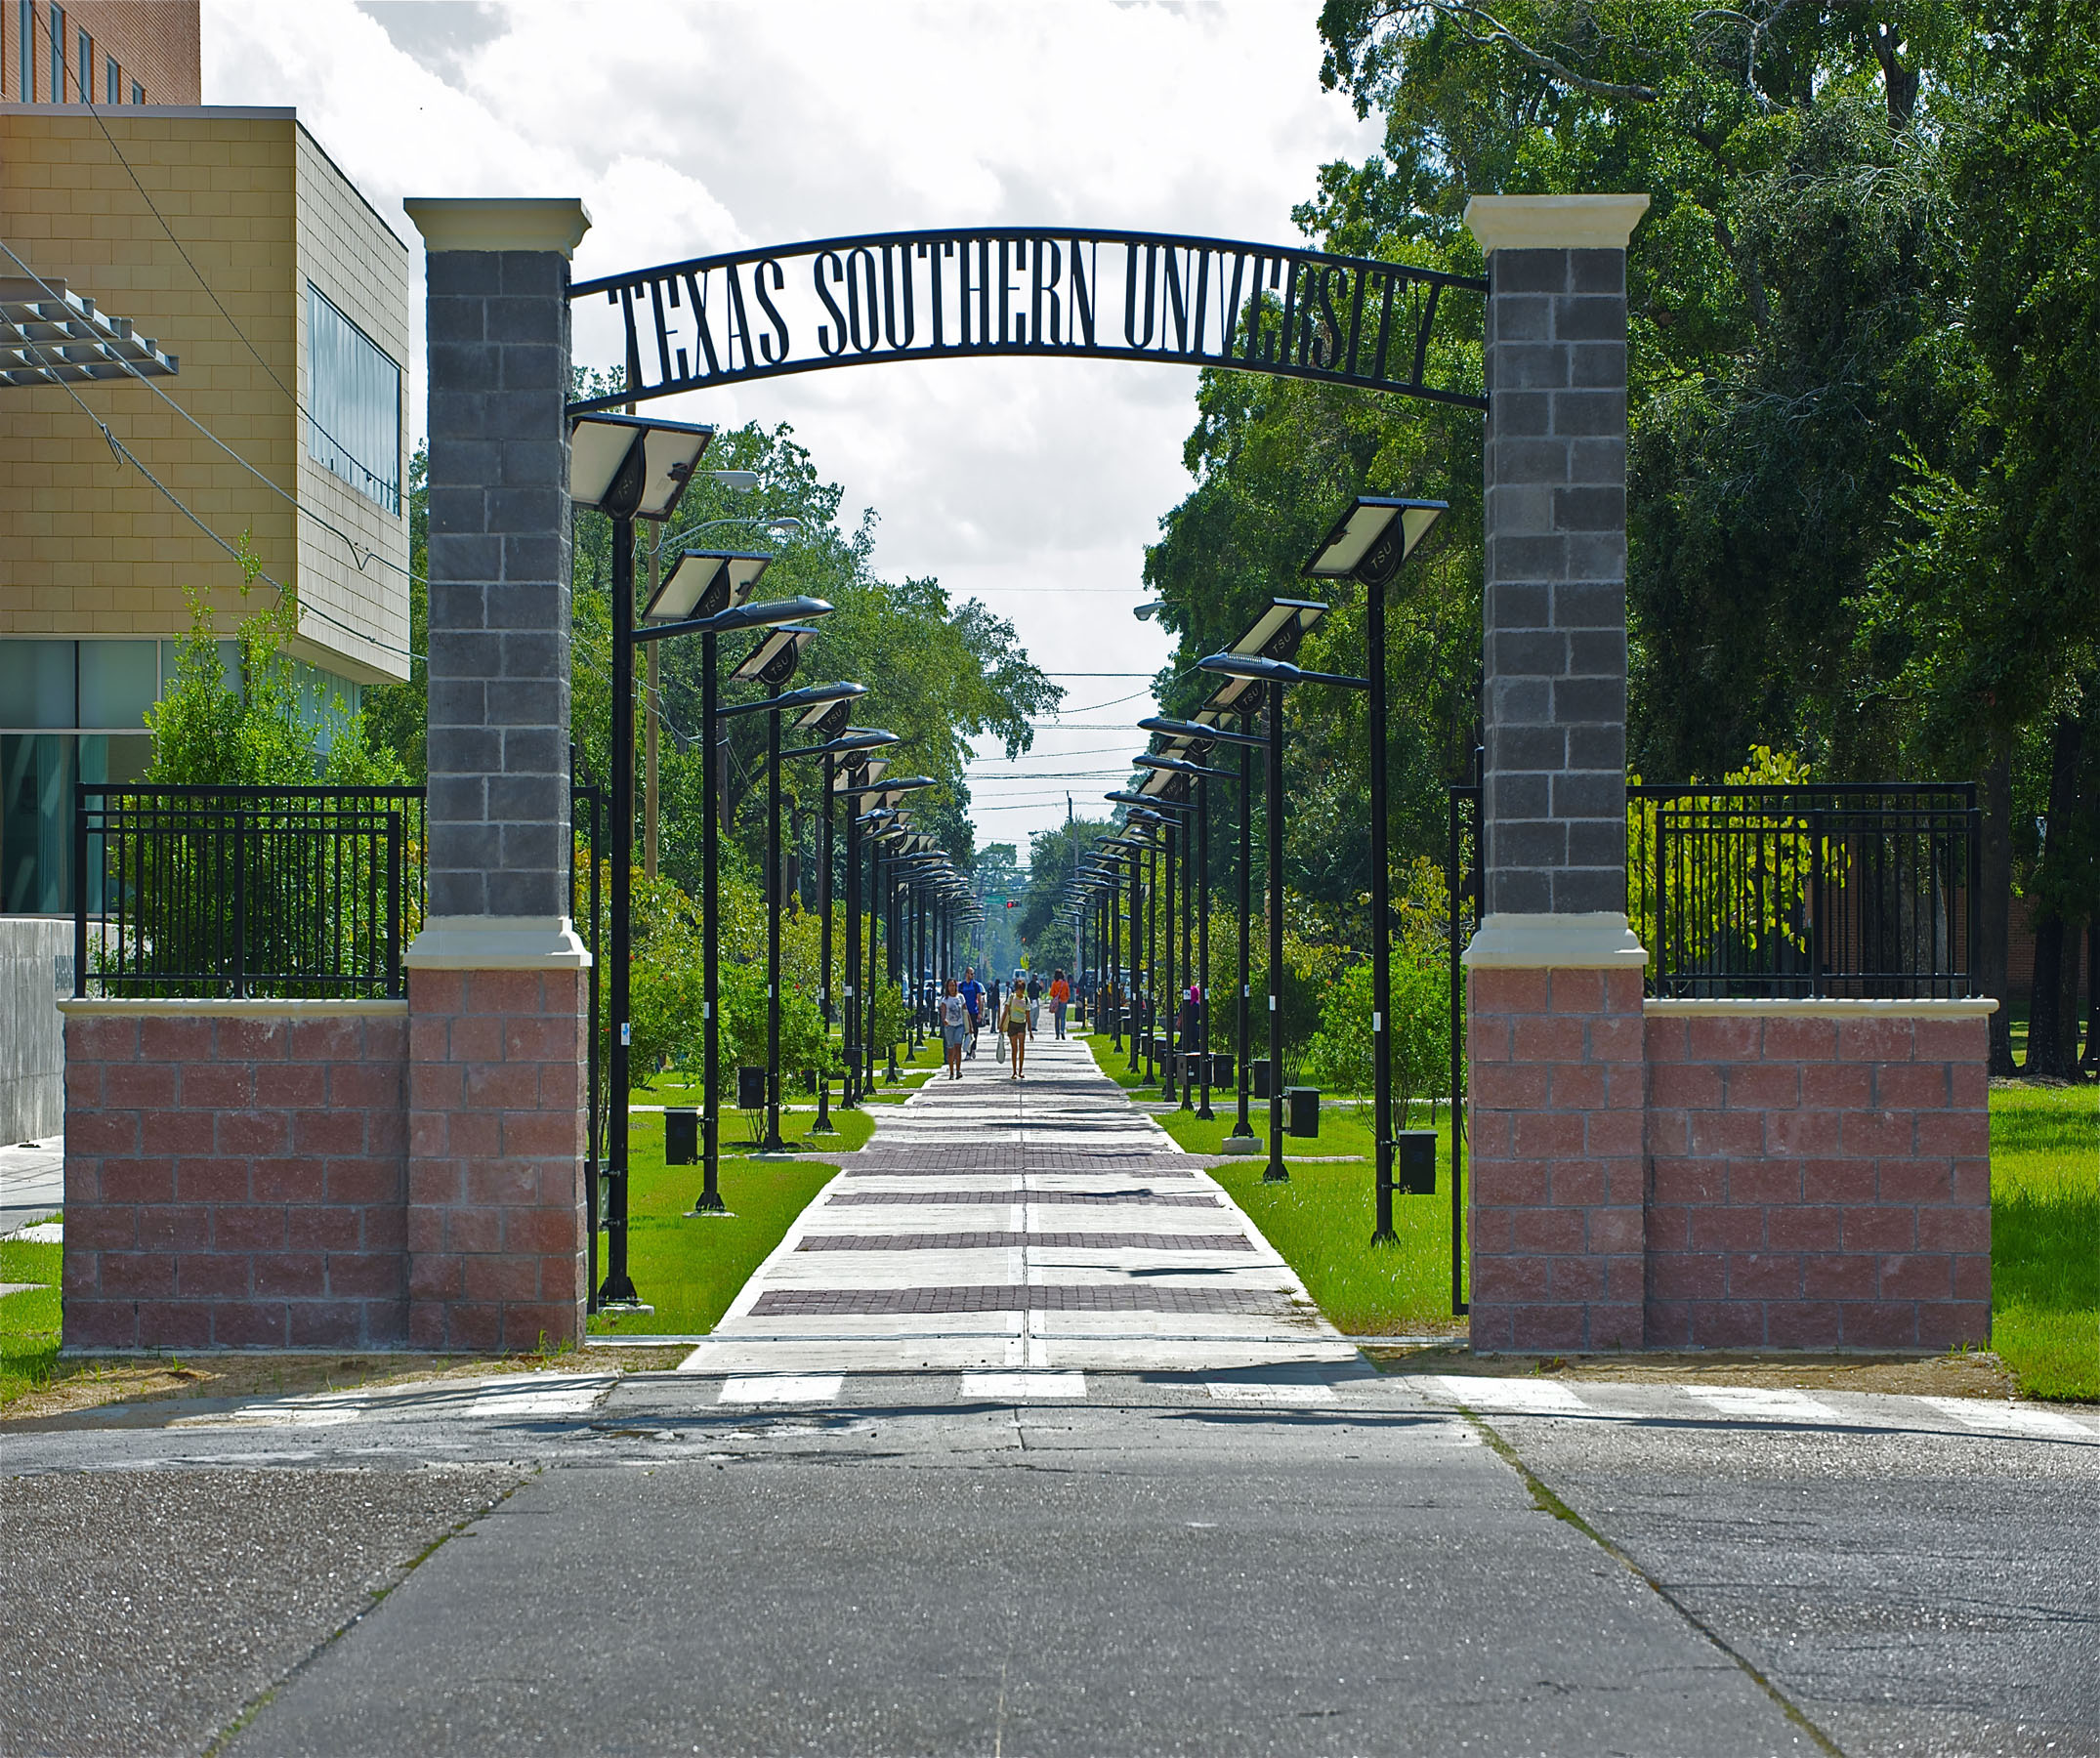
0 104 411 911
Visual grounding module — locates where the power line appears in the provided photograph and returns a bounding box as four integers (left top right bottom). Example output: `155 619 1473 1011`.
0 236 418 595
57 43 400 496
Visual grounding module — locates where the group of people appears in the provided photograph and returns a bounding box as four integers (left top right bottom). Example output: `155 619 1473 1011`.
935 965 1073 1080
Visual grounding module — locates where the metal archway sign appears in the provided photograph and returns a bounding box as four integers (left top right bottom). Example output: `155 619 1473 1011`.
569 228 1487 413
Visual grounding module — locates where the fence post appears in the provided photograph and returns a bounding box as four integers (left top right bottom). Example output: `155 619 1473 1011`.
1459 192 1652 1354
400 197 595 1353
231 804 247 1001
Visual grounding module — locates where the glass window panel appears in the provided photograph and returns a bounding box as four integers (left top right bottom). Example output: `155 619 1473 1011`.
0 641 75 729
78 641 157 730
1 732 73 912
307 284 402 515
48 6 59 105
130 80 140 104
105 53 113 104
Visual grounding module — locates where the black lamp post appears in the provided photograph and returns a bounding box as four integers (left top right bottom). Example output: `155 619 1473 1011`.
830 751 896 1109
1143 593 1326 1154
790 721 896 1132
1142 709 1268 1151
720 632 838 1154
1304 496 1447 1240
1137 750 1235 1120
568 412 715 1311
1198 645 1368 1186
638 559 831 1217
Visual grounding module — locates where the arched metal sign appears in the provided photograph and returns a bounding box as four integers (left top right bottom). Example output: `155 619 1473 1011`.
568 228 1487 413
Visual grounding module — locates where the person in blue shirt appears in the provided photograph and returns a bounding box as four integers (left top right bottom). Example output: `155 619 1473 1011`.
957 967 985 1061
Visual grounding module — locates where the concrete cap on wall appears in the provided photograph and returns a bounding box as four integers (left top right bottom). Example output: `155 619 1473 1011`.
403 197 592 258
1461 911 1650 969
1463 193 1650 254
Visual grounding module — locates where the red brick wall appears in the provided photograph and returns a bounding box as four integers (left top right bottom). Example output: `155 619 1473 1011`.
1466 966 1648 1352
62 1007 408 1351
3 2 200 104
1645 1009 1991 1351
406 968 587 1353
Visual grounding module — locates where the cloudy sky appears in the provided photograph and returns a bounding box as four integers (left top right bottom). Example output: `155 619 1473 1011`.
206 0 1380 856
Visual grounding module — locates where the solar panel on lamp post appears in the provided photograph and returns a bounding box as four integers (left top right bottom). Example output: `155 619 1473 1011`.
637 577 834 1218
1139 751 1235 1119
831 756 917 1108
789 718 896 1133
719 632 833 1154
569 411 714 1311
1305 495 1447 1242
1115 787 1197 1099
1197 644 1366 1185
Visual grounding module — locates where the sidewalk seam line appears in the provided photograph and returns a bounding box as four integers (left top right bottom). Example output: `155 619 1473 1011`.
1458 1409 1848 1757
199 1467 539 1757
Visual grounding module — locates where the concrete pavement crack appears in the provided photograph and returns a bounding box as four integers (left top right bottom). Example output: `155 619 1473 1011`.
1457 1408 1848 1757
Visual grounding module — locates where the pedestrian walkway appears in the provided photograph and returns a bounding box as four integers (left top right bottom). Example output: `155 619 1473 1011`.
0 1137 63 1236
677 1031 1354 1375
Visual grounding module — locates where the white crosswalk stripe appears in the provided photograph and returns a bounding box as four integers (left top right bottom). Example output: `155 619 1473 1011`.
1684 1387 1840 1423
960 1371 1087 1400
1207 1381 1337 1404
1434 1375 1590 1415
1919 1396 2094 1439
717 1375 845 1404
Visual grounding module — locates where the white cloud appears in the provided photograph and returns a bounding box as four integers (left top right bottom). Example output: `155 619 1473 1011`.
204 0 1378 851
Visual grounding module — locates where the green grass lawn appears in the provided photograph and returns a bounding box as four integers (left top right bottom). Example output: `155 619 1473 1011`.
641 1039 945 1113
1213 1134 1465 1336
1989 1081 2098 1401
0 1235 62 1405
590 1109 849 1338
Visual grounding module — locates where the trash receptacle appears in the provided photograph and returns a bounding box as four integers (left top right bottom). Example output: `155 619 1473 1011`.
1395 1128 1436 1194
665 1108 698 1166
1284 1086 1321 1138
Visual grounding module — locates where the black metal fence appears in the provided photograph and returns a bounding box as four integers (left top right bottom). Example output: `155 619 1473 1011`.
1629 783 1978 999
74 784 428 1000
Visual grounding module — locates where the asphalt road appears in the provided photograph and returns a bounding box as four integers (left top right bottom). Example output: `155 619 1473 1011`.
4 1368 2092 1757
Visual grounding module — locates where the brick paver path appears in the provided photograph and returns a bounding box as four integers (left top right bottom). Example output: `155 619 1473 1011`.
679 1031 1351 1373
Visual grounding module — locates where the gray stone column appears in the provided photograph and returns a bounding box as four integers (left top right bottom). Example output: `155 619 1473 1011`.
403 198 592 943
400 198 594 1352
1469 194 1650 940
1460 194 1651 1354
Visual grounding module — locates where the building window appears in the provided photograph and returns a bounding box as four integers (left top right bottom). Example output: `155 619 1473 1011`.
18 0 30 100
131 80 141 104
47 5 60 105
74 25 84 98
105 52 114 104
307 284 402 516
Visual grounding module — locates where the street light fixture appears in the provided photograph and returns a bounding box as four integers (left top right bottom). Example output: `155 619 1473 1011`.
1197 637 1368 1186
568 411 713 1313
1305 495 1446 1243
720 631 843 1154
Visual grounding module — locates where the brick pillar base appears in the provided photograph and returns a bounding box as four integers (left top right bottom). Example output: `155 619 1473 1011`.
407 964 587 1352
1466 920 1648 1352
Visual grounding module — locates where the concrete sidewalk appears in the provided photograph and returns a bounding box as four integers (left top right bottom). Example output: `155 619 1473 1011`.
678 1031 1354 1375
0 1134 63 1235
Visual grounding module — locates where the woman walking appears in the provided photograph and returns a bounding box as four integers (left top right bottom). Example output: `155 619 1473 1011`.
1004 980 1030 1078
939 978 970 1079
1049 969 1070 1039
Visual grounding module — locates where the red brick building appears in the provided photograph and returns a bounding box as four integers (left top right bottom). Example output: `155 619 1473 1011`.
1 1 199 106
